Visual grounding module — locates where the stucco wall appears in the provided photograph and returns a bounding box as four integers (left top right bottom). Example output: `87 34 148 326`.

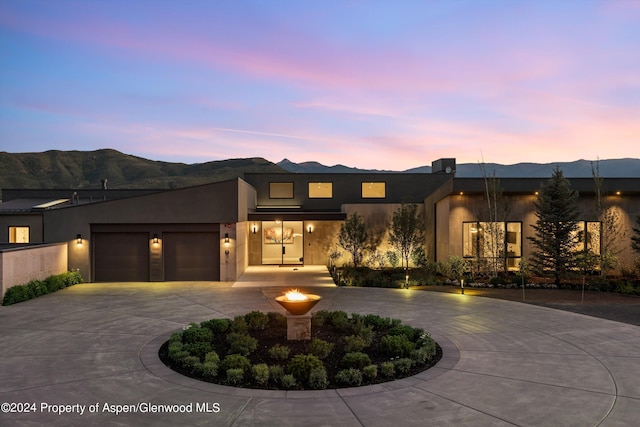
0 243 68 298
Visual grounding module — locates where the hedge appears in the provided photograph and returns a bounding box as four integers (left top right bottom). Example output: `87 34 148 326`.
2 271 83 306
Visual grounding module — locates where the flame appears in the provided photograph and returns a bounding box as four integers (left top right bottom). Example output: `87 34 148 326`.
284 289 308 301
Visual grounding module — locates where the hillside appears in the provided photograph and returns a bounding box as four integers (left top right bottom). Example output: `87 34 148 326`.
0 149 286 190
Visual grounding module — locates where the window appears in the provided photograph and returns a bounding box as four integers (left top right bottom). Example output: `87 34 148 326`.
308 182 333 198
463 221 522 270
572 221 601 255
362 182 385 198
269 182 294 199
9 226 30 243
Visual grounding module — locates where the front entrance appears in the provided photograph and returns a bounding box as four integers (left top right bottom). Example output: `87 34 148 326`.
261 221 304 265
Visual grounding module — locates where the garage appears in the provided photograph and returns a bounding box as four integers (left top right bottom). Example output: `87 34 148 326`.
163 232 219 281
93 232 150 282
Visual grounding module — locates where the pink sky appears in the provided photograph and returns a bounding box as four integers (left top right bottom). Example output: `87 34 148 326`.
1 1 639 170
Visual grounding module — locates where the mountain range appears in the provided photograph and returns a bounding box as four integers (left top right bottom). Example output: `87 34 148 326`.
0 149 638 192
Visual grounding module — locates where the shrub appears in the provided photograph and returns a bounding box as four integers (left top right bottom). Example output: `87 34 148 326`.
280 374 297 389
388 325 423 341
343 335 367 352
2 285 31 305
199 361 218 379
27 279 48 297
268 311 287 328
226 332 258 356
245 311 269 331
363 364 378 380
220 354 251 374
380 334 415 357
361 314 393 329
183 341 213 361
380 362 395 377
288 354 323 383
226 368 244 385
182 324 213 344
341 352 372 370
328 311 350 332
201 318 230 334
307 339 333 359
269 365 284 384
252 363 270 385
45 274 66 292
230 315 248 334
2 271 82 306
309 367 329 389
268 344 290 361
182 355 201 372
335 368 362 386
393 358 413 374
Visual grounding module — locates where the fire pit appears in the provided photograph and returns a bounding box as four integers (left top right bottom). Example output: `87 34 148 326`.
274 289 322 340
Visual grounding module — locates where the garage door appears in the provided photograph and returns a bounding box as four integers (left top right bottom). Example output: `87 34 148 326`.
164 232 219 281
94 232 149 282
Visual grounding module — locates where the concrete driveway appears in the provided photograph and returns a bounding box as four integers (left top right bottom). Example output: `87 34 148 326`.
1 267 639 426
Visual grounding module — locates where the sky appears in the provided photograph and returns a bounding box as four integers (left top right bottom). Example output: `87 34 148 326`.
1 0 639 170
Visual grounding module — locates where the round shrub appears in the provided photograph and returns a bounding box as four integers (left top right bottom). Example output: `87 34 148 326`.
226 368 244 385
220 354 251 374
380 361 395 377
307 339 334 359
343 335 367 352
204 351 220 365
309 367 329 389
388 324 422 341
226 332 258 356
245 311 269 331
201 318 230 334
252 363 270 385
268 344 290 361
363 364 377 380
280 374 297 389
341 352 372 370
183 341 213 361
288 354 323 383
269 365 284 384
393 358 413 374
182 324 213 344
380 334 415 357
268 311 287 328
230 315 248 334
335 368 362 386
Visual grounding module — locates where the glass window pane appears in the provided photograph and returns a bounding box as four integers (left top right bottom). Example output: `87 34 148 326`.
463 222 478 257
9 226 30 243
586 221 601 255
308 182 332 198
269 182 294 199
362 182 385 198
506 222 521 257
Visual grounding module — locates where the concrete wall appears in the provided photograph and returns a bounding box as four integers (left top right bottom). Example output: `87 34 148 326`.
0 243 68 298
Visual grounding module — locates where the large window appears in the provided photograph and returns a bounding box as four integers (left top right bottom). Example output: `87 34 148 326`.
9 226 30 243
308 182 333 198
463 221 522 270
362 182 385 198
572 221 601 255
269 182 294 199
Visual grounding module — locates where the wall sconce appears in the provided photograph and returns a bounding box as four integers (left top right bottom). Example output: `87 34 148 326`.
152 234 159 245
76 234 82 245
252 224 257 234
307 225 313 234
224 233 230 245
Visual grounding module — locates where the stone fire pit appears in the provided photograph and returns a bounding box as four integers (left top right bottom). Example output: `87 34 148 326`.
275 290 321 340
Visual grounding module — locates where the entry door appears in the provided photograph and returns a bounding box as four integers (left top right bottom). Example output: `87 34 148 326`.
261 221 304 265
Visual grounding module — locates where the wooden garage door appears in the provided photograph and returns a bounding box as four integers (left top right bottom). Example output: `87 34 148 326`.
164 232 219 281
94 232 149 282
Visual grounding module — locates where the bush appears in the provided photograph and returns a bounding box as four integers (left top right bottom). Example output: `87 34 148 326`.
268 311 287 328
343 335 367 352
393 358 413 374
220 354 251 374
268 344 290 361
183 341 213 361
269 365 284 384
198 361 218 379
380 362 395 377
363 364 378 380
201 318 230 334
288 354 323 383
309 367 329 389
2 271 82 306
245 311 269 331
252 363 270 385
182 324 213 344
335 368 362 386
204 351 220 365
361 314 393 329
341 352 372 370
307 339 334 359
328 311 350 332
388 325 423 341
226 332 258 356
230 316 248 334
226 368 244 385
280 374 297 389
380 334 415 357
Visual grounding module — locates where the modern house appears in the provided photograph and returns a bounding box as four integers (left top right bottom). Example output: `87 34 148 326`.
1 159 639 296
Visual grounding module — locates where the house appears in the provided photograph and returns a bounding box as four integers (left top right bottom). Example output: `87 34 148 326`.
1 159 639 296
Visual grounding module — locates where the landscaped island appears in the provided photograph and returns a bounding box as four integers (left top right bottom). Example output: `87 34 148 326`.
160 310 441 390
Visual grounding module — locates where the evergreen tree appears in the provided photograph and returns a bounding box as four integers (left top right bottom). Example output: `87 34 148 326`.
338 213 368 268
632 216 640 270
389 203 425 276
528 167 581 285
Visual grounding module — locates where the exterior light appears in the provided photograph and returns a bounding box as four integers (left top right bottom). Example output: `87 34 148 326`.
152 234 159 244
461 279 464 295
76 234 82 245
459 192 463 195
252 224 257 234
224 233 230 245
307 225 313 234
616 191 621 196
535 191 539 195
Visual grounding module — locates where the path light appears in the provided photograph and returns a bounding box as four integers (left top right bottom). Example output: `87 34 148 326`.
461 279 464 295
275 289 322 340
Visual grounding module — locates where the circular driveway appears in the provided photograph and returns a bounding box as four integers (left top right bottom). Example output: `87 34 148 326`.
1 281 639 426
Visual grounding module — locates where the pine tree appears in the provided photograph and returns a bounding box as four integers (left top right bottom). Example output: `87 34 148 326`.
528 167 581 285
